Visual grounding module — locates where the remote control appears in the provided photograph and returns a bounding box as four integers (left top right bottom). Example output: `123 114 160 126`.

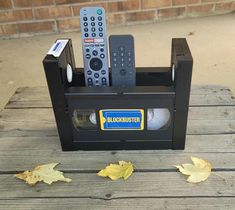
80 7 109 87
109 35 136 86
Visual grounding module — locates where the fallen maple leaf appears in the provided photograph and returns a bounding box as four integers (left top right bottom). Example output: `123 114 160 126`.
97 161 134 180
174 157 212 183
15 163 72 186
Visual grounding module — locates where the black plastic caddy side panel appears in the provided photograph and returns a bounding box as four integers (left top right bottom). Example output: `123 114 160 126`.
171 38 193 149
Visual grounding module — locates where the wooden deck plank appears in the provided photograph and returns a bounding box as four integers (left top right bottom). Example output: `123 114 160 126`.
0 151 234 172
0 198 234 210
0 134 234 152
4 85 235 109
1 107 235 137
0 172 234 198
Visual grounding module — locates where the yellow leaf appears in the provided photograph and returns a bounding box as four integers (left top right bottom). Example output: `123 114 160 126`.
97 161 134 180
15 163 72 186
174 157 212 183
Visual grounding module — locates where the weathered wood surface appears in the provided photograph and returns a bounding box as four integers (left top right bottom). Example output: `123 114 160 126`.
5 85 235 109
1 107 235 137
0 85 235 210
0 198 234 210
0 172 234 198
0 151 234 172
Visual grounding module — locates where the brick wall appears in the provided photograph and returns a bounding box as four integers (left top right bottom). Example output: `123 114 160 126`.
0 0 235 38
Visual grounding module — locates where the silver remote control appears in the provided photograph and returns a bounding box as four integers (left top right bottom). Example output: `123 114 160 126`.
80 7 109 87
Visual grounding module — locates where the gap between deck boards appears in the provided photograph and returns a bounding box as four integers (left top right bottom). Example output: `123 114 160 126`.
1 168 235 175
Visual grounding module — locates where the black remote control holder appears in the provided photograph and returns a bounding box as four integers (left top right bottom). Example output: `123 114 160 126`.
43 38 193 151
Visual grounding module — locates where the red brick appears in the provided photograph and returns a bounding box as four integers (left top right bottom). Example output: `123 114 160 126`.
72 2 107 16
0 9 33 23
57 18 80 31
107 13 124 25
158 7 186 18
18 21 55 33
202 0 221 3
125 10 155 22
34 6 72 19
172 0 199 6
56 0 91 5
141 0 171 9
0 0 12 9
0 24 18 36
108 0 140 13
14 0 54 7
215 2 235 12
187 4 214 15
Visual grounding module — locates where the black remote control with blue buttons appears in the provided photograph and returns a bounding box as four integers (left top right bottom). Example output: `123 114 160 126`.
109 35 136 86
80 7 109 87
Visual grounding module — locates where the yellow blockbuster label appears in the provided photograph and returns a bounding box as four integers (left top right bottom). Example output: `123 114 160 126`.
99 109 144 130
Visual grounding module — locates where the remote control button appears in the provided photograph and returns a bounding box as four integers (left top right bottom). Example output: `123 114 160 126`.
91 27 95 32
91 22 95 26
87 70 92 75
90 44 94 47
120 52 124 57
99 33 103 37
100 53 105 59
92 50 98 56
83 17 88 21
98 27 103 32
88 78 93 86
84 22 88 26
84 27 88 32
85 33 89 37
86 48 90 52
119 46 125 51
121 58 124 62
95 44 99 47
98 16 102 21
101 70 106 75
94 73 99 78
120 69 127 76
112 52 117 57
113 58 117 62
92 33 96 37
100 44 104 47
86 54 91 59
127 51 132 56
97 9 103 15
91 16 95 21
98 22 102 26
89 58 103 71
100 48 104 52
102 77 107 85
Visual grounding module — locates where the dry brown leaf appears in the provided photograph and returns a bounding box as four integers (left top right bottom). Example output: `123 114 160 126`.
15 163 72 186
174 157 212 183
97 161 134 180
